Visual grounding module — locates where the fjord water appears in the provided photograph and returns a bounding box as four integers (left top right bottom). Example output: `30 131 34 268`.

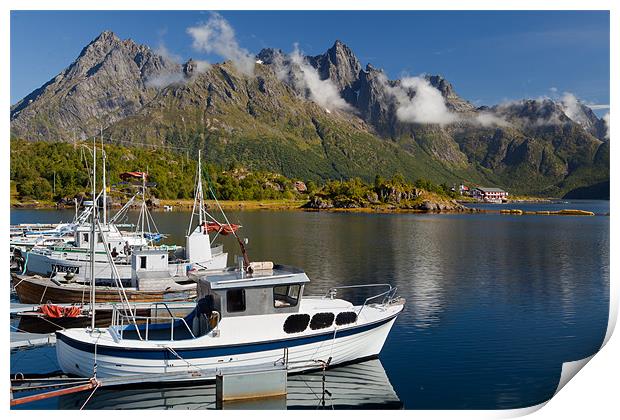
10 202 609 409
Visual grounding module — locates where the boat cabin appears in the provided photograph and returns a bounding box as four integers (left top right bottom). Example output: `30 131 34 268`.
130 249 171 289
71 224 148 254
192 264 310 318
114 263 311 341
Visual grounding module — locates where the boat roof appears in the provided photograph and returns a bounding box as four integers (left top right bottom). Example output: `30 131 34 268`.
192 264 310 290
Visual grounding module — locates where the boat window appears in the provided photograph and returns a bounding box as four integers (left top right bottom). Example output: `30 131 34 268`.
336 311 358 326
273 284 301 308
310 312 335 330
83 233 89 243
283 314 310 334
140 256 147 269
227 289 246 313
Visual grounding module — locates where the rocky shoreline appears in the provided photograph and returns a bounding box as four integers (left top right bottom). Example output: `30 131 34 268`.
303 193 480 213
11 197 480 214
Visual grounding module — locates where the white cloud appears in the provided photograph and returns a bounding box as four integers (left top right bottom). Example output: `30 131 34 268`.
473 112 510 127
392 76 458 125
586 104 610 110
560 92 582 122
145 72 185 89
155 43 182 64
187 12 255 76
374 73 508 127
289 44 353 113
602 112 610 140
193 59 211 73
147 43 210 88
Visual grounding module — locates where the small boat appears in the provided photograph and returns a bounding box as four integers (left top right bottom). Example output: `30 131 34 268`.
11 273 198 304
11 247 200 304
55 264 404 380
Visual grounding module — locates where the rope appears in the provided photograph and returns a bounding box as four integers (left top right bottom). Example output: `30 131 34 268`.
39 284 49 304
164 346 200 371
20 253 29 275
79 381 100 410
37 315 67 331
12 276 28 290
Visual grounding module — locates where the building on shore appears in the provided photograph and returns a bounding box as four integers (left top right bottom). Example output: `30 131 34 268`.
472 187 508 203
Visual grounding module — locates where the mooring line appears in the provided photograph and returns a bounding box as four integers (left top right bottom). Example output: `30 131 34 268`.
79 381 100 410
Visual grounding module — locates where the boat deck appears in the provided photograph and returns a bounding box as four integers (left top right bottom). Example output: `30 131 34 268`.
10 332 56 349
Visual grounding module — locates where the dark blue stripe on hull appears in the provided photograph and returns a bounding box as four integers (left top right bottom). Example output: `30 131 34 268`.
56 314 397 360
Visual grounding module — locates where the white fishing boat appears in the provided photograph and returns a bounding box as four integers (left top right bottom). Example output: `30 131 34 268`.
56 263 404 380
22 151 230 282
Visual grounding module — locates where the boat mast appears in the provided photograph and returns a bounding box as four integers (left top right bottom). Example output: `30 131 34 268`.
187 150 205 235
90 137 97 330
198 150 204 226
141 172 146 236
101 127 107 226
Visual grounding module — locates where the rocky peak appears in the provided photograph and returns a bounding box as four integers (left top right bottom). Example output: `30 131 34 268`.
495 99 568 124
558 100 608 140
256 48 286 65
10 30 179 141
356 65 397 136
308 40 362 105
426 75 456 99
426 74 474 113
183 58 200 77
92 30 120 44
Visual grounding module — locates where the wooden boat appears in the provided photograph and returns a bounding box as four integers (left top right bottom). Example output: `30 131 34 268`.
11 273 196 304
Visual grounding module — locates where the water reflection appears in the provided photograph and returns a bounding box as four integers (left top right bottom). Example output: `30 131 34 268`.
11 206 609 409
56 359 402 410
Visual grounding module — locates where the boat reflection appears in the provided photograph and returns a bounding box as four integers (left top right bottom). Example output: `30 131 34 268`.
58 358 402 410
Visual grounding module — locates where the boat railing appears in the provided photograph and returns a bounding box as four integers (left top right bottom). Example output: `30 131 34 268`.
111 303 196 341
323 284 399 315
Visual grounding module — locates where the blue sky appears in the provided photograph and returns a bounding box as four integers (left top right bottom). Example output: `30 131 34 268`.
10 10 610 114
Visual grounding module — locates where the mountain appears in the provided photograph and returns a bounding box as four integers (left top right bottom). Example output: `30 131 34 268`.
10 33 609 197
10 31 179 141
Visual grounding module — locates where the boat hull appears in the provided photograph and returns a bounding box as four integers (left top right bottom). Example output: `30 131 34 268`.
11 273 196 304
25 250 228 282
56 314 399 380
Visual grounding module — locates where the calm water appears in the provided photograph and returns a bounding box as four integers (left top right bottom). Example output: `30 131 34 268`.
10 201 610 409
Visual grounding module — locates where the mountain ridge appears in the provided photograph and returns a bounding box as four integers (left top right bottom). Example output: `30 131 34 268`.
10 32 609 197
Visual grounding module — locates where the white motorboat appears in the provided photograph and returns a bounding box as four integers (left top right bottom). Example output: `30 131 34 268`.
56 264 404 380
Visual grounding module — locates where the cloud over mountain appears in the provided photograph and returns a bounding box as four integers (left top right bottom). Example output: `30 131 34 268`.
289 45 353 113
187 12 255 76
